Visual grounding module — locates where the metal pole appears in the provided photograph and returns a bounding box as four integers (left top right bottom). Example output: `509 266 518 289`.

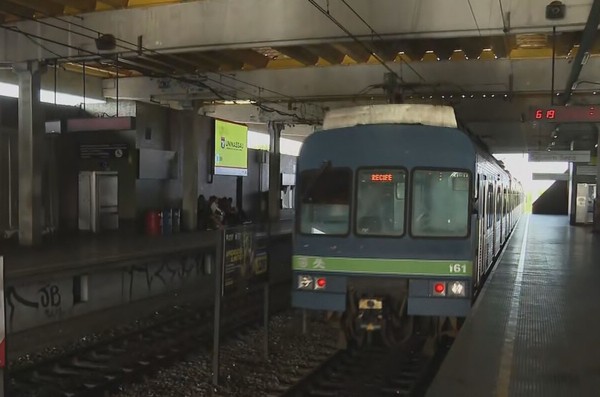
82 61 86 111
115 59 119 117
0 256 6 397
263 283 269 360
212 230 224 386
302 309 307 334
53 59 57 105
551 26 556 105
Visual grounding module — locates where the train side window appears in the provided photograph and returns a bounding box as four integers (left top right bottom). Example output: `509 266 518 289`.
355 168 407 236
298 166 352 235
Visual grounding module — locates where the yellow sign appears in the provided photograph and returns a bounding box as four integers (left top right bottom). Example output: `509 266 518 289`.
214 119 248 176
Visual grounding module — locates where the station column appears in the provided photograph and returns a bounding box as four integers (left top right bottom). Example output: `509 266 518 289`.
267 121 283 223
594 132 600 232
181 110 202 232
14 61 45 246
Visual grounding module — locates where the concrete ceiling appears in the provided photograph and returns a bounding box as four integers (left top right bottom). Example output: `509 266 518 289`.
1 0 599 154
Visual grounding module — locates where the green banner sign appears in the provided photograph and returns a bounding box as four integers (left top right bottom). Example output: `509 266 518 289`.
292 255 473 276
214 119 248 176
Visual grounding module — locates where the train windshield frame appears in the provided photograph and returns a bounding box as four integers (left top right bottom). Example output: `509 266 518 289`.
410 168 472 238
298 166 352 236
355 167 407 237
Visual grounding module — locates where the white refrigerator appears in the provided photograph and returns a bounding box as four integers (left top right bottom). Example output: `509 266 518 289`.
78 171 119 232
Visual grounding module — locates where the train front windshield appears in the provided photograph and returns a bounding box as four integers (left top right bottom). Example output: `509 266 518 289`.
411 170 470 237
356 169 406 236
299 167 352 235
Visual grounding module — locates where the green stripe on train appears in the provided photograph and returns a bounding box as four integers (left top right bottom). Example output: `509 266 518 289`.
292 255 473 276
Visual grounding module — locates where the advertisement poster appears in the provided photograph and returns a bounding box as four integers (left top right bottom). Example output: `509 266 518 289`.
214 119 248 176
221 226 268 296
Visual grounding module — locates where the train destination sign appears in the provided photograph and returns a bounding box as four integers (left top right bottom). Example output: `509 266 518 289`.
531 106 600 123
370 173 393 182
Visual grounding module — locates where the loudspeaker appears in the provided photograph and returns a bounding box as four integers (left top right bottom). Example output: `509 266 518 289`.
95 34 117 51
546 1 565 19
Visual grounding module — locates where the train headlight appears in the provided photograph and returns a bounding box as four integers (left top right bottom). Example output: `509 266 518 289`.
448 281 467 297
297 275 313 290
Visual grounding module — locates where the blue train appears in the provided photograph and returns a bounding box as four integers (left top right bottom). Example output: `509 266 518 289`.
292 104 523 343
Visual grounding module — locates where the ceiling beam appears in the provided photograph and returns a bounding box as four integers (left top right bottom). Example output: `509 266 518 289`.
333 42 371 63
561 0 600 104
48 0 97 12
490 36 511 58
6 0 64 16
202 51 244 70
554 32 578 56
366 41 401 62
99 0 129 8
183 52 221 72
459 37 485 59
430 39 458 61
401 42 427 62
275 46 319 66
304 44 345 65
116 58 170 75
2 0 595 63
221 49 269 69
0 2 35 19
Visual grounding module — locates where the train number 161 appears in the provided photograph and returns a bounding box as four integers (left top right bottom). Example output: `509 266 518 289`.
449 264 467 274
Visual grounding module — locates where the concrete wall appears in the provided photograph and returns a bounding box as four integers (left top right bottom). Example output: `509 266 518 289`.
6 249 214 333
135 102 182 218
1 98 286 236
5 234 292 335
0 97 88 236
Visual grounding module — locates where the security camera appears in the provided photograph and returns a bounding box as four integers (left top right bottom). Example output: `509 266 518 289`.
546 1 565 20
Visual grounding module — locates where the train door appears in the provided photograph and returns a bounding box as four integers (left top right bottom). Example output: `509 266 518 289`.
475 173 483 288
486 181 494 270
495 186 502 256
502 187 507 242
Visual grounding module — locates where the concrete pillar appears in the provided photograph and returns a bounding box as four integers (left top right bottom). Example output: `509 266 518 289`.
14 61 45 246
568 140 576 225
181 111 201 231
267 121 283 223
594 132 600 232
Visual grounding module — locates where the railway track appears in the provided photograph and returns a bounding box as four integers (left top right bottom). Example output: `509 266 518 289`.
280 334 448 397
8 283 290 397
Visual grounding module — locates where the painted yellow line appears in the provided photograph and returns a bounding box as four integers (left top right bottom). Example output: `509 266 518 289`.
496 215 530 396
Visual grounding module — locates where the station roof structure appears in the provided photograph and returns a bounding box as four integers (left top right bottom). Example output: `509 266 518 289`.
1 0 600 153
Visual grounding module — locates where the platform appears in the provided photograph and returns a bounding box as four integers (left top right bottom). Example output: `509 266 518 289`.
427 215 600 397
1 221 292 280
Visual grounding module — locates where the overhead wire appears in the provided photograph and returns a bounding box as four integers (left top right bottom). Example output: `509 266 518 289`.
466 0 482 36
3 8 323 119
306 0 407 83
336 0 426 82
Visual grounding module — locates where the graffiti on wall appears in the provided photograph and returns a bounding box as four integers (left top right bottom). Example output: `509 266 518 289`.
4 251 211 332
126 254 207 300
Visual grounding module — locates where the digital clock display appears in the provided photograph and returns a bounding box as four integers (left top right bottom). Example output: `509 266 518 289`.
531 106 600 122
534 109 556 120
370 173 393 182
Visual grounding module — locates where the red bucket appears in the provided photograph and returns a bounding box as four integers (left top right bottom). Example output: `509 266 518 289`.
145 210 161 236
